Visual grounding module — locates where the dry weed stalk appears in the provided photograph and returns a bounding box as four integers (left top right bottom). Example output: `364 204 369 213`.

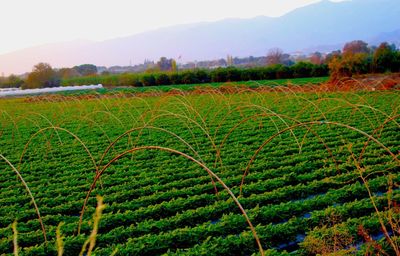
56 223 64 256
79 195 106 256
12 221 18 256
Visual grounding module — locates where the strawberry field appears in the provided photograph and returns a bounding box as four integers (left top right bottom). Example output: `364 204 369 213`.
0 88 399 255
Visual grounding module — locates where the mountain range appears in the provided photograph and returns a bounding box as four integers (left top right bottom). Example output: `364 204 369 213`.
1 0 399 75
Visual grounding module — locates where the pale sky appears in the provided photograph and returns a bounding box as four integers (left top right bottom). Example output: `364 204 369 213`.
0 0 345 55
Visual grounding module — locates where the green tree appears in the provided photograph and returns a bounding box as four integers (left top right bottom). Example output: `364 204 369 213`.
373 42 397 73
7 75 24 88
140 74 156 86
396 51 400 71
24 63 60 89
225 67 241 81
194 69 210 83
311 64 329 77
169 73 183 84
155 73 171 85
210 68 228 82
73 64 97 76
181 72 199 84
292 62 314 78
0 74 24 88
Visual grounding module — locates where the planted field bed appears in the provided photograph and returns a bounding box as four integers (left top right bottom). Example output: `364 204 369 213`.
0 89 399 255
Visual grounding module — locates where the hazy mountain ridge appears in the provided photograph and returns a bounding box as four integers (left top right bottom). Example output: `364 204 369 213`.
1 0 399 75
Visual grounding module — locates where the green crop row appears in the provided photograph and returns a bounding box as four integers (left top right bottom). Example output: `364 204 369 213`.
0 90 399 255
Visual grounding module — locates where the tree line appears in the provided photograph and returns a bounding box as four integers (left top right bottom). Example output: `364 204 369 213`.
328 41 400 81
61 62 329 87
0 64 98 89
1 40 399 89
